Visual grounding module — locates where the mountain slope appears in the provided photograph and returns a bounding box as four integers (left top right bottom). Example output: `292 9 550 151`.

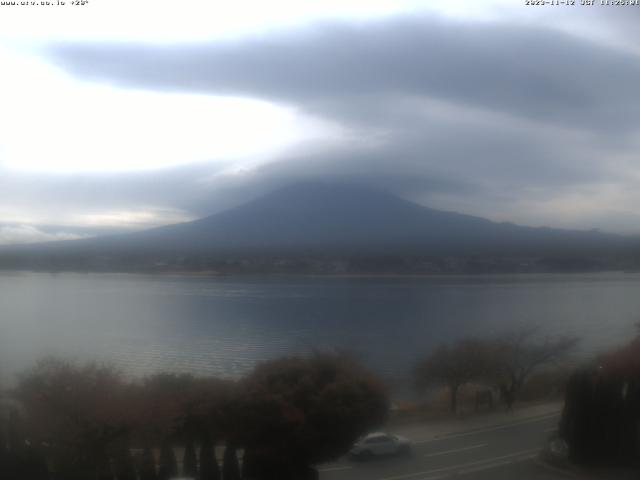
123 182 635 254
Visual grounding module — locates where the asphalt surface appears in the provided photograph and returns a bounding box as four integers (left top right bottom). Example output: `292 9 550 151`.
319 412 565 480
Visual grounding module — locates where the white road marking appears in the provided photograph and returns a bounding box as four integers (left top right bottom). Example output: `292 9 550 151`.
318 465 353 472
457 453 538 476
412 412 560 444
424 443 488 458
376 448 540 480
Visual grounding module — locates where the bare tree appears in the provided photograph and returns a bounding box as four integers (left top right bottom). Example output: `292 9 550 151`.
414 339 490 413
488 328 578 410
415 331 578 413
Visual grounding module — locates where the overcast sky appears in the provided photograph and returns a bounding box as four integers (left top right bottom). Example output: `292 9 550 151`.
2 0 640 244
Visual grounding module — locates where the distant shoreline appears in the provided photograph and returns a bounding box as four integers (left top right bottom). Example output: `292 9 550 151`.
0 268 633 279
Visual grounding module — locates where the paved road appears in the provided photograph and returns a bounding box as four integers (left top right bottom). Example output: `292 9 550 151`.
319 412 565 480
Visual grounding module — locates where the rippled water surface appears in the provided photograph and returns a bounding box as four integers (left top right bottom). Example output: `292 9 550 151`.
1 271 638 383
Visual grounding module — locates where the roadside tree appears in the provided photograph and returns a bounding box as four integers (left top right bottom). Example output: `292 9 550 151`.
561 335 640 465
15 357 131 479
232 352 389 480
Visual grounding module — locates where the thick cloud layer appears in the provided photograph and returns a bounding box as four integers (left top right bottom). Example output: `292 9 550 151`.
6 11 640 239
50 16 640 131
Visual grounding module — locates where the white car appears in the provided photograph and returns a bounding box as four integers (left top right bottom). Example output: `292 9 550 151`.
349 432 412 459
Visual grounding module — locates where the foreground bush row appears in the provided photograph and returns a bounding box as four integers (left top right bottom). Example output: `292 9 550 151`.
1 352 389 480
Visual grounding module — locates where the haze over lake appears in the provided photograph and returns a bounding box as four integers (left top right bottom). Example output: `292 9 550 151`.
1 271 637 387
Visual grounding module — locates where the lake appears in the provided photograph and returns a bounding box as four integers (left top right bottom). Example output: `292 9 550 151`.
1 271 638 387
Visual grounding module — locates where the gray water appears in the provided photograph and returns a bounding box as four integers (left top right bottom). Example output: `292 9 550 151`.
1 271 638 385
